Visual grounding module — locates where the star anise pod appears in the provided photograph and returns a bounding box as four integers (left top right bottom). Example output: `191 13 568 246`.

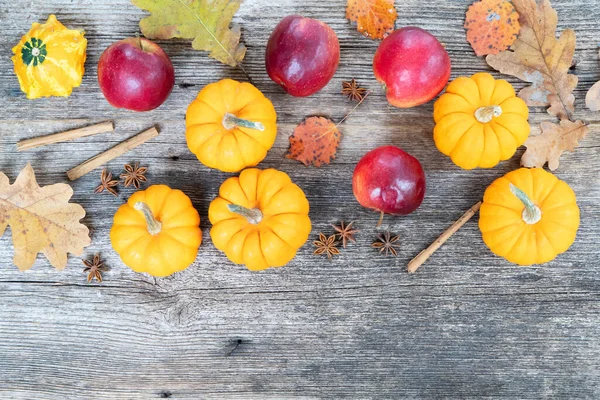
342 79 367 102
94 169 119 196
120 163 148 189
313 233 340 259
83 253 109 283
372 231 401 257
332 221 359 248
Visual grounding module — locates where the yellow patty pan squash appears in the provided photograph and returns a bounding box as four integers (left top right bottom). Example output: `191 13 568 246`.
479 168 579 266
186 79 277 173
11 15 87 99
433 73 530 169
110 185 202 277
209 168 312 271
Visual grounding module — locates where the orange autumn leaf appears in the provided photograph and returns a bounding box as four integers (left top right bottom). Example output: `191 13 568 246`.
346 0 397 40
465 0 520 56
287 117 341 167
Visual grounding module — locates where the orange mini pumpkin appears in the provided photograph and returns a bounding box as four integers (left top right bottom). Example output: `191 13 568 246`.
479 168 579 265
209 168 312 271
433 73 530 169
186 79 277 173
110 185 202 277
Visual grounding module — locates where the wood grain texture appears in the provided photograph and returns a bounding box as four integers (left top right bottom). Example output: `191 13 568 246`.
1 1 600 398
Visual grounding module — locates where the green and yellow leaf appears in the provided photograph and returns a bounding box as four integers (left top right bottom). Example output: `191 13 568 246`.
132 0 246 66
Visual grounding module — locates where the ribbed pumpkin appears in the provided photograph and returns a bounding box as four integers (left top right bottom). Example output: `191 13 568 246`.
209 168 312 271
186 79 277 173
479 168 580 265
110 185 202 277
433 72 530 169
11 15 87 99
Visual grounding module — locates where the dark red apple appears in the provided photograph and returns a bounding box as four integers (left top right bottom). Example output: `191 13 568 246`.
98 38 175 112
353 146 426 217
265 15 340 97
373 27 451 108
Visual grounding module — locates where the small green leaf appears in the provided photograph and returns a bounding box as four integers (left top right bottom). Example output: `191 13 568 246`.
132 0 246 67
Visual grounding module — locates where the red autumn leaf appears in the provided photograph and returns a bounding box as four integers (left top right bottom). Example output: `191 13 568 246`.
287 117 341 167
464 0 520 56
346 0 397 40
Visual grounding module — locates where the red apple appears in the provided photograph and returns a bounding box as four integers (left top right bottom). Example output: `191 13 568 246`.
353 146 426 217
373 27 451 108
266 15 340 97
98 38 175 112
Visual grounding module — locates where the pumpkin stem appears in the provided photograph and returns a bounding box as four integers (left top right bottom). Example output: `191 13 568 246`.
475 105 502 123
134 202 162 235
509 184 542 225
227 204 263 224
222 113 265 132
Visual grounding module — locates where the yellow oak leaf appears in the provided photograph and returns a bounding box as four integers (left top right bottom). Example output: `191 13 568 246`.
346 0 397 40
486 0 577 120
0 164 90 271
521 120 588 171
586 49 600 111
132 0 246 67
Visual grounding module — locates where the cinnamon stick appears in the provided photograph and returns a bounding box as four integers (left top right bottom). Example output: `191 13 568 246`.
408 201 482 274
67 126 159 181
17 121 114 151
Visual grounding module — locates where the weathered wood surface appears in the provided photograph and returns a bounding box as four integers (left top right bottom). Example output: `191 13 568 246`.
1 0 600 398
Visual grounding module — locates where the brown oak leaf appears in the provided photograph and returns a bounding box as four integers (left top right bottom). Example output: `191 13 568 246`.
586 49 600 111
486 0 577 120
0 164 91 271
287 117 341 167
521 120 588 170
346 0 397 40
464 0 520 56
587 82 600 112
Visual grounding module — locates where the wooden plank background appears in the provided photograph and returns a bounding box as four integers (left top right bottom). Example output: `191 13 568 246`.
1 0 599 398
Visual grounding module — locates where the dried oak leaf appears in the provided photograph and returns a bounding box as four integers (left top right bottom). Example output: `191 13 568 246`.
486 0 577 120
587 82 600 112
132 0 246 67
287 117 341 167
521 120 588 170
464 0 520 56
586 49 600 111
346 0 397 40
0 164 91 271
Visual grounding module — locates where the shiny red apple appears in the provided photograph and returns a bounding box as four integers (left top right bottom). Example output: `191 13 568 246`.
98 38 175 112
373 27 451 108
353 146 426 216
266 15 340 97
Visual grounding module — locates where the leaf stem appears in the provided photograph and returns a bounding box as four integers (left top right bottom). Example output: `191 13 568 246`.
336 90 372 128
315 90 372 140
